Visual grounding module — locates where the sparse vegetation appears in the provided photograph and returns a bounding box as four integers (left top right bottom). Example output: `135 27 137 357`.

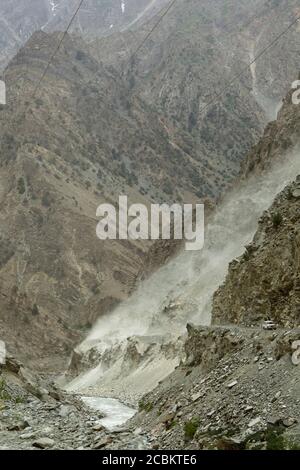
138 400 154 413
265 429 285 450
17 177 26 195
166 419 178 430
41 191 53 208
271 212 283 228
184 418 200 441
0 377 11 401
32 303 39 316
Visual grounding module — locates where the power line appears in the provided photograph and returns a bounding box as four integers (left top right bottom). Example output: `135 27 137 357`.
29 0 86 101
26 0 298 114
126 0 177 66
120 5 300 122
18 2 300 127
28 0 177 100
121 7 299 132
219 0 272 38
198 14 300 117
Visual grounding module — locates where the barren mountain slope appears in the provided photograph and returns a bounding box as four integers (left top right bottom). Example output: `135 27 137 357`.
0 32 157 365
0 1 299 366
96 0 300 197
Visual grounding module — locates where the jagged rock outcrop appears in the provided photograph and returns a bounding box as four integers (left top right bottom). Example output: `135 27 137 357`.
241 86 300 178
185 323 245 369
212 179 300 328
211 77 300 328
212 79 300 326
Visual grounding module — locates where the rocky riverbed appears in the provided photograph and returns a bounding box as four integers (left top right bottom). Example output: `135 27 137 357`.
1 322 299 451
0 347 138 450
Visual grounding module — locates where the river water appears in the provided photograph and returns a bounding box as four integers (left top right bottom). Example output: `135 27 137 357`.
82 396 136 431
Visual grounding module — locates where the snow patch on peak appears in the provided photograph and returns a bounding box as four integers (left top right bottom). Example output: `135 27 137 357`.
50 0 59 15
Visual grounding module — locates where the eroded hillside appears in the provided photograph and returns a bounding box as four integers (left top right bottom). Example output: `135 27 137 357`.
0 1 299 367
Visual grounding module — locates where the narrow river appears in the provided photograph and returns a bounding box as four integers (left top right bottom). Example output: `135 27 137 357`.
82 397 136 431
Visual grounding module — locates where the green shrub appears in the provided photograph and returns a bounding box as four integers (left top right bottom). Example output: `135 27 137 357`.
0 378 11 401
14 396 25 404
271 212 283 228
138 400 153 413
32 303 39 316
266 429 285 450
17 177 26 195
184 418 200 441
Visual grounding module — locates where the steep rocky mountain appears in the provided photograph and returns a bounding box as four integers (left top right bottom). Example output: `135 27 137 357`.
0 0 168 70
0 31 153 365
1 69 299 451
0 25 212 365
212 181 300 328
0 2 300 452
62 79 299 396
212 87 300 328
97 0 300 196
0 1 299 365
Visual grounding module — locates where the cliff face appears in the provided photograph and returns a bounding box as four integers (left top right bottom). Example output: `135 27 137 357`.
98 0 300 199
241 87 300 178
212 179 300 328
212 87 300 328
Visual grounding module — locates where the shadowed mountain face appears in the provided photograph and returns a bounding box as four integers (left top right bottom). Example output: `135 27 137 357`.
0 1 299 365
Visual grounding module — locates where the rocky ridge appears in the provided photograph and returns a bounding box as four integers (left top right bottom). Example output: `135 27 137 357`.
0 0 169 70
212 178 300 328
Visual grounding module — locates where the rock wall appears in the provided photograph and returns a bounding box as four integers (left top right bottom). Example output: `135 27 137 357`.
211 80 300 328
212 179 300 327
